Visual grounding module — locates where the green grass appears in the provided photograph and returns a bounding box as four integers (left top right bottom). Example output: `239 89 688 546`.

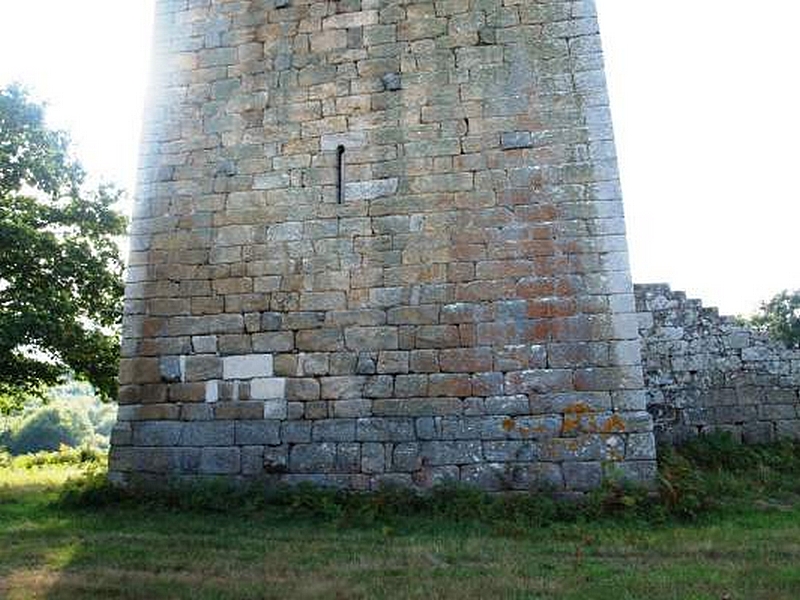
2 437 800 599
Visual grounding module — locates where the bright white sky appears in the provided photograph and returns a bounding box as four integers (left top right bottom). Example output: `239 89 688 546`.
0 1 797 316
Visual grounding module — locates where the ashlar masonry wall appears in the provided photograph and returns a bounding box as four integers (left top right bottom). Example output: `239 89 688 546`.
636 284 800 445
109 0 656 493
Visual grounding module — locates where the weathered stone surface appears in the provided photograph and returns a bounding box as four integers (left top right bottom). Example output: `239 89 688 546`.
133 422 182 447
184 356 222 382
345 179 398 201
321 376 367 400
215 401 266 420
109 0 659 494
290 443 336 473
562 461 602 492
381 72 401 91
528 463 565 491
200 447 240 475
500 131 533 150
223 354 273 380
241 446 265 476
356 417 415 442
180 421 234 447
296 329 344 352
332 399 371 418
250 378 286 400
483 441 537 463
637 284 800 446
428 374 471 397
421 441 482 466
361 443 385 473
286 378 320 401
263 399 288 420
485 395 530 416
335 443 361 473
159 356 183 383
377 351 409 374
312 419 356 442
252 332 294 353
282 421 312 443
110 423 132 446
344 327 399 351
392 443 422 472
235 421 281 446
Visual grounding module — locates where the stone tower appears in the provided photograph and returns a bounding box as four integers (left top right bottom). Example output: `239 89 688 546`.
110 0 657 492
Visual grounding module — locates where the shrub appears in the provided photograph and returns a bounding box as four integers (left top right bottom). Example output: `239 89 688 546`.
7 404 93 455
13 444 104 469
748 289 800 348
657 445 713 519
59 468 125 509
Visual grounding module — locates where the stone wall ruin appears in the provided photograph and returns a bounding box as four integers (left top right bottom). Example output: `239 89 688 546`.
636 284 800 446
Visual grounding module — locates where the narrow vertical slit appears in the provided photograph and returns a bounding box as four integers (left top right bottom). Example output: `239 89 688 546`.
336 145 345 204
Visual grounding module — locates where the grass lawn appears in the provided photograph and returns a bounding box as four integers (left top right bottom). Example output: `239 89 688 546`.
2 448 800 599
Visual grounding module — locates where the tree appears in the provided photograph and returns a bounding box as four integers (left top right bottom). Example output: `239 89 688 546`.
749 290 800 349
0 84 126 412
6 404 94 455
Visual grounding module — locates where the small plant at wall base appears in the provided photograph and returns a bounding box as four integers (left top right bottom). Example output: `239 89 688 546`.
749 289 800 349
0 84 127 413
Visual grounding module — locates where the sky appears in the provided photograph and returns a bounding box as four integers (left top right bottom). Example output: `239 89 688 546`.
0 0 797 316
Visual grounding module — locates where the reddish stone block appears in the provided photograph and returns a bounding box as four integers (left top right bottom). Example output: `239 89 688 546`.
415 325 461 349
429 374 472 397
439 348 493 373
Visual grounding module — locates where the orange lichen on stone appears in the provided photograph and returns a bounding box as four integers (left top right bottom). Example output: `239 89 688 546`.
563 402 591 416
561 402 595 435
502 418 515 432
601 414 626 433
561 417 580 435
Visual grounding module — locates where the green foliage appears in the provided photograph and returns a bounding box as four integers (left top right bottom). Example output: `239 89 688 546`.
0 84 127 410
58 466 123 508
584 475 654 521
0 386 115 455
11 444 104 469
657 432 800 519
7 405 93 454
657 445 712 518
49 381 117 441
748 289 800 349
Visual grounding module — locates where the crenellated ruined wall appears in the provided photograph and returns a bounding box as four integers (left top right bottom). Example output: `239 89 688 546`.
635 284 800 445
109 0 657 493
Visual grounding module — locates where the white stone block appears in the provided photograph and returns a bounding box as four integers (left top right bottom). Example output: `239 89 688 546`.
264 399 288 420
250 377 286 400
322 10 378 30
345 178 398 201
611 340 641 366
206 380 219 403
192 335 217 353
321 131 366 151
223 354 274 379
